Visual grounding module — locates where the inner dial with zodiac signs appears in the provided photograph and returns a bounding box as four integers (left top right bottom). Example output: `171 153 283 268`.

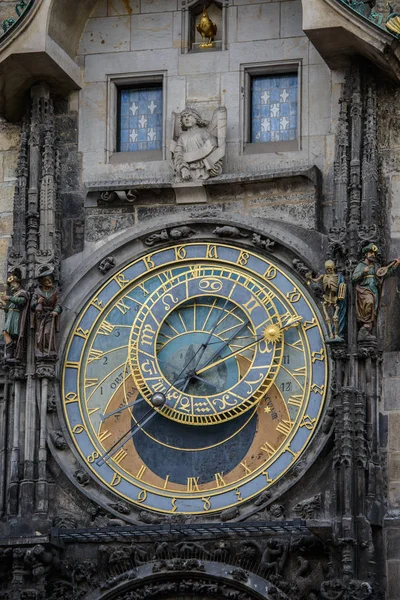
62 243 328 515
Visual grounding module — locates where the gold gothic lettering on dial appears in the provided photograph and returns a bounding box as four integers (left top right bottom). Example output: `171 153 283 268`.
62 243 328 515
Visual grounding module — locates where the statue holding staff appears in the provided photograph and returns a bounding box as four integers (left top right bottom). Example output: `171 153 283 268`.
31 267 62 358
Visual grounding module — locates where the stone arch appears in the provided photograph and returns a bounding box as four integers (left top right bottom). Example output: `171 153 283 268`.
82 561 286 600
47 0 99 58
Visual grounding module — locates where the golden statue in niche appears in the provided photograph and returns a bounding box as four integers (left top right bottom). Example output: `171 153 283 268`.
197 6 217 47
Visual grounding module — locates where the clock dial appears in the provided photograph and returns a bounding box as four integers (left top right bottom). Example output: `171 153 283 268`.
62 243 328 514
130 265 283 424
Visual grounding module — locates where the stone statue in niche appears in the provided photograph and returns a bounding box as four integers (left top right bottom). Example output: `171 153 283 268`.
31 267 62 358
170 106 227 182
306 260 347 342
352 242 400 341
0 268 29 361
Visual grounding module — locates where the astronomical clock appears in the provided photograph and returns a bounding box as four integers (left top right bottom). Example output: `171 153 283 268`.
61 241 328 516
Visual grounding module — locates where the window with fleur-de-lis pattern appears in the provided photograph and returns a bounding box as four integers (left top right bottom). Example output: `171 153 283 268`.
118 86 163 152
251 74 298 143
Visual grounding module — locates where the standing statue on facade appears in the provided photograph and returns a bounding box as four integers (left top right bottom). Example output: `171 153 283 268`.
0 268 29 361
306 260 347 341
352 243 400 341
170 106 227 182
31 267 62 358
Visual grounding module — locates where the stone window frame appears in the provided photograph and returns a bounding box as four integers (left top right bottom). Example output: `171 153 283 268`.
240 61 302 155
106 71 167 164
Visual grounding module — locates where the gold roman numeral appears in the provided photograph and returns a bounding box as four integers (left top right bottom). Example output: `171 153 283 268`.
187 477 200 492
260 441 275 458
113 449 127 464
214 472 226 488
115 300 130 315
136 465 147 480
88 349 104 363
98 321 114 335
276 420 293 436
98 430 112 442
240 461 252 475
288 395 302 408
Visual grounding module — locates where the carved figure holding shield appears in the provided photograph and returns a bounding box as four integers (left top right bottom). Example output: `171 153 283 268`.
352 243 400 341
0 268 29 361
170 106 227 182
31 267 62 358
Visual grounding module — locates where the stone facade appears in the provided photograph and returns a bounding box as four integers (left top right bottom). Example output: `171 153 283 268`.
0 0 399 599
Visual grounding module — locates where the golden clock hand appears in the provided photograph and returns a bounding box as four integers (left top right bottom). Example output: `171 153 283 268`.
165 343 205 393
197 319 251 372
282 315 303 331
189 297 232 375
96 393 165 467
100 396 145 422
196 335 264 376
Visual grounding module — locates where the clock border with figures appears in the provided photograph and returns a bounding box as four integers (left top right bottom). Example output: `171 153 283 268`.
61 242 329 515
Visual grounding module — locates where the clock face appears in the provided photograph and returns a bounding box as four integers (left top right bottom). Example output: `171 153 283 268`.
62 243 328 515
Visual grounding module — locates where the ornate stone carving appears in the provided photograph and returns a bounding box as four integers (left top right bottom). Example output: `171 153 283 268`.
307 260 347 341
170 106 227 182
98 256 116 274
112 579 255 600
47 395 57 412
213 226 248 238
31 266 62 359
269 503 285 519
109 501 131 515
152 558 205 573
251 233 276 251
73 469 90 486
352 242 400 341
229 568 248 582
53 514 78 529
320 579 372 600
294 494 322 519
144 226 195 247
254 490 271 506
0 268 29 362
221 506 240 521
50 430 67 450
100 189 138 203
36 363 56 379
260 539 288 578
139 510 164 524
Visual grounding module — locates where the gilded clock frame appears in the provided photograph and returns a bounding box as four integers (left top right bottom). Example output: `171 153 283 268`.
61 241 329 515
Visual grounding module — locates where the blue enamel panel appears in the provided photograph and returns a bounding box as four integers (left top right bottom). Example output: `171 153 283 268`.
118 86 163 153
251 73 298 144
64 368 78 395
67 336 85 362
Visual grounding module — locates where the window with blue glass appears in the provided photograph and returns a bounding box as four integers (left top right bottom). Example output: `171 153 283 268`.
251 74 298 144
118 85 163 153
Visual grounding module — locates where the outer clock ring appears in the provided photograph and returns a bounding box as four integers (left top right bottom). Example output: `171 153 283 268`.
61 242 329 515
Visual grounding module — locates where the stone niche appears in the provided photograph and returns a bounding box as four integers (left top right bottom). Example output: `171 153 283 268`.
181 0 228 53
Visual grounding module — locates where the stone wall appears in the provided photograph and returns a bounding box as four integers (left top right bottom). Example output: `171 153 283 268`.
78 0 341 219
377 79 400 600
0 119 19 329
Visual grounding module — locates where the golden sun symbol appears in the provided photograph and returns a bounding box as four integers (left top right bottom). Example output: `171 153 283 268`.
263 323 282 344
